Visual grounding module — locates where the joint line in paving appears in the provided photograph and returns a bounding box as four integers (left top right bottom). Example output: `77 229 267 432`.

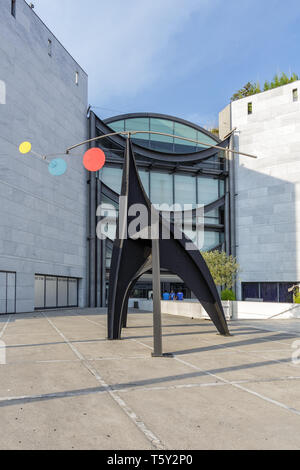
42 313 166 450
0 315 11 339
132 338 300 418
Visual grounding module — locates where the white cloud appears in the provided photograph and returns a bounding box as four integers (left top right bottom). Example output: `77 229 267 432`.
34 0 213 104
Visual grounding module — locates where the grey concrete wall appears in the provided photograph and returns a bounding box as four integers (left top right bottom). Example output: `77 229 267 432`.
219 103 231 140
225 81 300 299
0 0 88 312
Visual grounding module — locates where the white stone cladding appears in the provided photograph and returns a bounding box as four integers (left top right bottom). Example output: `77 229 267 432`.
222 80 300 299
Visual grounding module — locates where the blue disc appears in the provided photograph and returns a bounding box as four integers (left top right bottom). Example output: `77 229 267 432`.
48 158 67 176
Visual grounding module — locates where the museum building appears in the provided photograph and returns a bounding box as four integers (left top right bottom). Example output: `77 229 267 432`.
1 0 300 313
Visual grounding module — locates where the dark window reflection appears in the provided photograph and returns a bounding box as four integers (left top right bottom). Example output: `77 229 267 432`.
279 283 294 303
260 283 278 302
242 283 259 300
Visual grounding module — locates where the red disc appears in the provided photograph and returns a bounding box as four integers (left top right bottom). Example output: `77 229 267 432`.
83 148 106 172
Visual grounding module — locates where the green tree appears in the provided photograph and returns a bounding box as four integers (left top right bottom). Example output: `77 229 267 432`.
231 82 257 101
231 72 298 101
210 128 219 137
290 72 299 83
201 250 239 290
221 289 236 301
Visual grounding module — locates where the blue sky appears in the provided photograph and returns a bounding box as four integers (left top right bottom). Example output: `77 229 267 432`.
33 0 300 128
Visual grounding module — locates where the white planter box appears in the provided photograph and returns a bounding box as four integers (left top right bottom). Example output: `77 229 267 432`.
160 300 232 321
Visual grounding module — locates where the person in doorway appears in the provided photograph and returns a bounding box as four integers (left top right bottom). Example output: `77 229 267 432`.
162 291 170 301
176 291 184 301
170 290 176 300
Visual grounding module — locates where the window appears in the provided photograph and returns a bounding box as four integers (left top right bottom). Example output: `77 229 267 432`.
279 283 294 303
150 171 173 206
293 88 298 102
109 120 125 133
106 116 218 154
247 102 253 115
48 39 52 57
174 123 197 153
11 0 16 17
174 174 197 207
100 166 123 194
202 231 220 251
0 271 16 314
150 118 174 152
260 283 278 302
197 177 219 205
125 117 149 142
242 282 299 303
34 275 79 309
75 71 79 85
138 170 150 196
242 282 259 301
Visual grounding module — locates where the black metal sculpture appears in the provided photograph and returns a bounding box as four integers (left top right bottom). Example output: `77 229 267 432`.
107 138 230 340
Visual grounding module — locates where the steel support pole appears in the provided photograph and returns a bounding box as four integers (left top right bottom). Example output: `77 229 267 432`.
89 112 97 307
152 238 163 357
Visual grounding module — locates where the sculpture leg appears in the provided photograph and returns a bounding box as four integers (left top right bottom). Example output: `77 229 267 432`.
159 236 230 336
107 238 151 339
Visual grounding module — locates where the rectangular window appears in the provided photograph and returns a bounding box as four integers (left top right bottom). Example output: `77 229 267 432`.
197 177 219 205
260 283 278 302
174 174 197 207
68 278 78 306
202 231 220 251
242 282 259 301
48 39 52 57
34 275 79 309
293 88 298 102
279 283 294 303
34 275 45 309
150 171 174 206
11 0 16 17
247 102 253 115
57 278 68 307
75 71 79 85
45 276 57 307
0 271 16 314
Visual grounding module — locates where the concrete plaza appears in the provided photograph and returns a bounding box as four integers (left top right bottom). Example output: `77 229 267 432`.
0 308 300 450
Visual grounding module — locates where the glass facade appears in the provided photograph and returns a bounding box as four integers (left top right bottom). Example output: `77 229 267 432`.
97 113 226 304
100 166 224 247
101 166 223 218
107 116 218 154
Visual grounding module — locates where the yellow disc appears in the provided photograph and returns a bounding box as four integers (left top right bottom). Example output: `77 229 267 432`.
19 141 32 154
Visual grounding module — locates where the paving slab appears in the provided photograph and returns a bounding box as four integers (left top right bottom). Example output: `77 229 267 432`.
121 385 300 450
0 394 152 450
0 309 299 450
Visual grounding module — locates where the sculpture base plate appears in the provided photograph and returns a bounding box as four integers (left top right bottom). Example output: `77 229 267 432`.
151 352 174 358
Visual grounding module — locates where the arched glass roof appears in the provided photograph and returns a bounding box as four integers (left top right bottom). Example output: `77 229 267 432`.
104 114 218 154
